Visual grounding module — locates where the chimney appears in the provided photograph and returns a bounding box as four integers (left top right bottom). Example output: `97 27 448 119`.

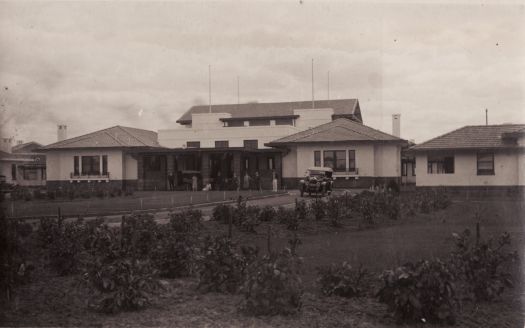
0 137 13 153
392 114 401 138
58 124 67 142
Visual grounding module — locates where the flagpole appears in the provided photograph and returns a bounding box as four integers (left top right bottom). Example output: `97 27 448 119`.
208 64 212 113
311 58 315 109
327 70 330 102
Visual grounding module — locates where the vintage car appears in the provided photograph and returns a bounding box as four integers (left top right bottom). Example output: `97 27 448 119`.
299 167 334 197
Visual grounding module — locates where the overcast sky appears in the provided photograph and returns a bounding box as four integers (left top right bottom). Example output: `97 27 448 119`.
0 1 524 145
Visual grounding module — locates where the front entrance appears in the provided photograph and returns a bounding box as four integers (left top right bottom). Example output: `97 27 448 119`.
210 152 234 190
142 155 167 191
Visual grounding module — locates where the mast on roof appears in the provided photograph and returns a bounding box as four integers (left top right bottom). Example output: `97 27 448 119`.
208 65 212 113
311 58 315 109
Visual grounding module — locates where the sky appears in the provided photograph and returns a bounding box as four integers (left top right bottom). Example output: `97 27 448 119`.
0 0 524 145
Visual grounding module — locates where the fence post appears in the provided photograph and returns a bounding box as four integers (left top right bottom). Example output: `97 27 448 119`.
140 198 143 210
190 195 193 205
267 224 272 255
476 221 480 245
11 202 14 218
223 190 226 201
228 209 233 239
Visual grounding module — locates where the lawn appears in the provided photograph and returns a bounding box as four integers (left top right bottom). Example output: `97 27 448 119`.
1 197 524 327
5 190 283 218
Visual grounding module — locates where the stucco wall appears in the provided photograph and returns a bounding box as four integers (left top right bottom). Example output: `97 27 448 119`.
158 125 300 149
46 149 125 181
281 142 401 179
123 153 138 180
415 150 522 186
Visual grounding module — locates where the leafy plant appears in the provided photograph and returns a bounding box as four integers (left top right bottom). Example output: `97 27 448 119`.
377 259 458 325
197 235 257 293
295 199 307 221
276 206 299 230
212 204 233 224
120 214 159 259
326 197 343 227
310 197 326 221
258 205 276 222
85 257 161 313
451 229 518 301
151 210 202 278
241 248 303 316
317 262 369 298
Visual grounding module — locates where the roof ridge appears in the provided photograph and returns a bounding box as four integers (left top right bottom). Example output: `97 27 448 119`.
116 126 149 146
104 129 126 147
412 125 468 149
43 125 121 148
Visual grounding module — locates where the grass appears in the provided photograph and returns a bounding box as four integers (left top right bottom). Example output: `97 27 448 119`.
2 197 524 327
5 190 283 218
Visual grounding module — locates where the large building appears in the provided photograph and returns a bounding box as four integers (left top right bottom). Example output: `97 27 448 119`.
410 124 525 193
40 99 406 191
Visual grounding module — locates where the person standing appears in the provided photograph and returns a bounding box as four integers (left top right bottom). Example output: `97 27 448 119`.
243 172 250 190
272 172 278 192
167 171 175 191
192 174 198 192
254 171 261 191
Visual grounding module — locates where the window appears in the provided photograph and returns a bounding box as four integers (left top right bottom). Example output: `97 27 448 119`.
41 167 46 180
249 119 270 126
74 156 80 175
186 141 200 148
244 158 249 170
81 156 100 175
323 150 346 172
23 168 38 180
412 161 416 176
314 151 321 167
427 155 454 174
477 152 494 175
102 155 108 175
11 164 16 180
402 162 407 176
348 150 356 172
226 120 244 127
244 140 258 149
267 157 275 170
215 140 229 148
275 118 294 126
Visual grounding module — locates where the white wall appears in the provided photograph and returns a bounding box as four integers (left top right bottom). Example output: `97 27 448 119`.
46 149 125 181
415 150 522 186
293 108 333 130
123 153 138 180
159 124 300 149
158 110 337 149
281 142 401 178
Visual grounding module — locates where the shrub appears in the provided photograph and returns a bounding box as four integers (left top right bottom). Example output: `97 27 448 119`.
197 235 257 293
85 257 161 313
310 197 326 221
377 259 458 325
386 179 400 194
326 197 343 227
258 205 276 222
46 191 56 200
384 194 400 220
151 210 202 278
295 199 307 221
241 248 303 316
45 218 89 275
451 229 518 301
212 204 233 224
0 217 35 301
317 262 369 298
239 205 260 233
168 209 203 233
276 206 299 230
120 214 159 259
358 196 376 227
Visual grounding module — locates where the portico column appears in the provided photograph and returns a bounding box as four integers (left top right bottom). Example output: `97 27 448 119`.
201 152 210 187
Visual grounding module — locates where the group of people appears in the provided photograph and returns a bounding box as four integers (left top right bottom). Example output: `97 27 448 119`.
166 170 279 192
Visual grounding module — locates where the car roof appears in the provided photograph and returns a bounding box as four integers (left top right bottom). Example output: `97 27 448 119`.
307 166 333 172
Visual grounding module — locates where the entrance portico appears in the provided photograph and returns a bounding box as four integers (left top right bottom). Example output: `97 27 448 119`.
136 148 283 191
